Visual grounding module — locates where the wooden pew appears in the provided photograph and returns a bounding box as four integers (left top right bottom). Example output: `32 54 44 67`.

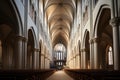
0 69 55 80
64 69 120 80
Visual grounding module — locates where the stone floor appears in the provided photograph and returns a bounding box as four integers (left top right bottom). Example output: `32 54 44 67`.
46 70 74 80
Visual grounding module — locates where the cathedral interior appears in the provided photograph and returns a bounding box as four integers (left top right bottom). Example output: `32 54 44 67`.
0 0 120 80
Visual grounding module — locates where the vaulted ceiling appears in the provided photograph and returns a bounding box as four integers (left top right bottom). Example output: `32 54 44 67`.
44 0 76 47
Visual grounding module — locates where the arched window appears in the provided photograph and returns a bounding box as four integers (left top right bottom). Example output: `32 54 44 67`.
54 44 66 61
107 46 113 65
53 43 66 69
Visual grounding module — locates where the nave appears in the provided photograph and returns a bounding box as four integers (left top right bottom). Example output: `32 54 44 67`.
47 70 73 80
0 0 120 80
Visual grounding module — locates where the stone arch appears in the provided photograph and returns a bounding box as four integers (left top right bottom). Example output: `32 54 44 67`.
9 0 23 35
40 40 46 69
82 29 90 69
28 27 38 49
93 6 112 69
93 5 110 37
0 0 23 69
82 30 89 48
27 29 35 69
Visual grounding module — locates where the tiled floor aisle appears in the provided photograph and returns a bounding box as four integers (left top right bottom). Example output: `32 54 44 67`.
46 70 74 80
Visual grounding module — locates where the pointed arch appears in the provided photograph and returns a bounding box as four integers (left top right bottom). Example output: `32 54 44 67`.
93 5 113 69
0 0 23 69
82 29 89 48
93 5 110 37
82 29 90 69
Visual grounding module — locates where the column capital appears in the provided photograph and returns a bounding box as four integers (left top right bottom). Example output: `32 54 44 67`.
89 39 94 44
92 37 99 43
71 57 74 60
76 53 79 56
34 48 40 52
74 55 77 58
44 56 47 58
81 48 87 52
110 17 120 27
41 54 45 56
15 36 27 42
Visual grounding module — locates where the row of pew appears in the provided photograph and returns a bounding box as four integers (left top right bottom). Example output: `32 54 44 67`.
64 69 120 80
0 69 55 80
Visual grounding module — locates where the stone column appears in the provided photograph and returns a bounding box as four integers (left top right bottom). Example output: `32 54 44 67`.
72 57 74 69
69 60 71 68
41 46 45 69
81 49 87 69
73 49 75 69
46 58 48 69
44 56 46 69
41 54 44 69
93 38 99 69
79 50 81 69
47 59 50 69
22 37 27 69
44 49 46 69
71 58 73 68
76 54 80 69
80 49 83 69
23 0 28 69
48 59 50 69
110 17 120 70
75 55 77 69
39 49 41 69
74 52 76 69
83 49 87 69
44 53 47 69
33 48 39 69
32 49 36 69
15 36 25 69
46 57 48 69
73 56 76 69
36 49 40 69
47 51 50 69
89 39 94 69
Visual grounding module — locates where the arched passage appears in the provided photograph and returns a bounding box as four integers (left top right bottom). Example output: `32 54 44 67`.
27 29 35 69
0 24 16 69
93 8 113 69
82 30 90 69
85 31 90 69
0 0 23 69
